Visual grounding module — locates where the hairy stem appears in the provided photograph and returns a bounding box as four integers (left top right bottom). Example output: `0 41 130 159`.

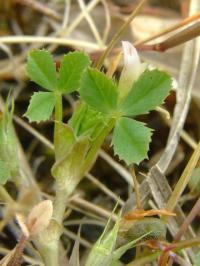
40 117 116 266
39 184 75 266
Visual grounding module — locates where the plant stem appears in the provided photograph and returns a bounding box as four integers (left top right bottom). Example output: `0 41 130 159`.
53 117 116 225
54 92 63 143
80 118 116 175
40 117 116 266
53 181 77 223
38 92 65 266
39 184 75 266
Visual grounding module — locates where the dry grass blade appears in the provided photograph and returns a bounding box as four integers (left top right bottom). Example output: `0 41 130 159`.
0 249 16 266
165 142 200 213
86 173 125 206
144 167 196 239
77 0 104 48
0 36 104 50
62 0 102 37
63 228 92 249
0 247 44 266
174 198 200 242
126 0 200 247
70 196 118 221
157 0 200 172
96 0 147 69
99 150 133 186
135 11 200 45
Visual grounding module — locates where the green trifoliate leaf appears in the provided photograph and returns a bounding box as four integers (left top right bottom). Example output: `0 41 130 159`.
80 68 118 114
27 50 57 91
112 117 152 165
24 92 56 122
58 51 91 93
120 69 172 116
0 161 11 185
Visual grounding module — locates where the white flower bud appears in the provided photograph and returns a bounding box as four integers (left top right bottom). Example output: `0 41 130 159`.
118 41 147 99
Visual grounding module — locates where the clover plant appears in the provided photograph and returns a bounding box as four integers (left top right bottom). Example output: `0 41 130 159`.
21 41 172 265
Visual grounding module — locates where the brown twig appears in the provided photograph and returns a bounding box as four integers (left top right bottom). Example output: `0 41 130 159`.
135 11 200 46
91 15 200 64
159 236 200 266
174 198 200 241
7 234 28 266
136 22 200 52
167 198 200 266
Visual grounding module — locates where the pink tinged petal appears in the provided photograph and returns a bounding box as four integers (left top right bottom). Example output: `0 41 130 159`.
122 41 141 68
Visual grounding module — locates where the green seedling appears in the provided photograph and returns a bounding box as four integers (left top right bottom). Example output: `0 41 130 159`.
22 41 172 265
25 43 172 165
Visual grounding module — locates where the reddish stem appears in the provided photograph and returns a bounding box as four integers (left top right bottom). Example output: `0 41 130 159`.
136 22 200 52
7 234 28 266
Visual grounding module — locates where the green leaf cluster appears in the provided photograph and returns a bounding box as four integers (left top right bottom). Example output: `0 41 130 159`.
25 50 90 122
25 49 172 165
79 68 171 164
69 102 110 140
